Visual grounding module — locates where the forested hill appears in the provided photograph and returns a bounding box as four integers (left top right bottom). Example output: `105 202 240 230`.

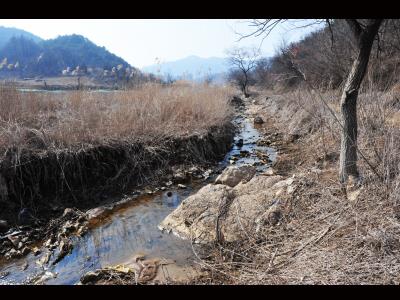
0 30 133 77
0 26 43 49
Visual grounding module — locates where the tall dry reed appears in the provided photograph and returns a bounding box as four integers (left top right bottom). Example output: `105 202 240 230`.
0 82 233 155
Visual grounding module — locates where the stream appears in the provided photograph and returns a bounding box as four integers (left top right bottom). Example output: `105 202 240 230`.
0 114 276 285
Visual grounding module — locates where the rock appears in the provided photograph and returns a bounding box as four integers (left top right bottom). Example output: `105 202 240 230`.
187 166 202 177
62 208 75 218
44 237 56 248
177 184 187 189
254 116 264 124
160 175 296 243
33 271 57 285
159 184 234 243
36 252 51 266
256 139 271 146
80 270 102 284
77 215 86 224
236 139 244 147
86 207 111 223
77 225 88 237
215 165 257 187
255 150 269 159
173 171 189 184
230 95 244 107
239 150 250 157
21 247 31 256
52 238 73 265
165 181 173 187
62 221 78 234
5 248 22 259
32 247 41 256
202 169 213 180
7 235 21 247
160 187 166 191
262 168 275 176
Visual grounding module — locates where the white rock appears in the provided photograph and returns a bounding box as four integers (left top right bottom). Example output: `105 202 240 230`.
215 165 256 187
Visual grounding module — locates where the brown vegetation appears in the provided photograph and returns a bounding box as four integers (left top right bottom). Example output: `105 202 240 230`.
192 83 400 284
0 82 232 152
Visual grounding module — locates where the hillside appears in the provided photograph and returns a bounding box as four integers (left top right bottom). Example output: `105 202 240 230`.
0 26 43 49
142 55 229 82
0 33 133 78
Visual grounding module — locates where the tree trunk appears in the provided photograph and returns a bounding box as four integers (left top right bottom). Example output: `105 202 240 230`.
243 73 249 98
339 20 382 183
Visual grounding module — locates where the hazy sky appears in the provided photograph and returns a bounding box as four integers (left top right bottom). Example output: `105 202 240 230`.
0 19 323 68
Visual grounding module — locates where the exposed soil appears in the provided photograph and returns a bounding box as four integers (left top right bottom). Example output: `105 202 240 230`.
0 121 235 262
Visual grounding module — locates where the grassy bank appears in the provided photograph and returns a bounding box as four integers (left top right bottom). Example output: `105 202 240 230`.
0 82 234 225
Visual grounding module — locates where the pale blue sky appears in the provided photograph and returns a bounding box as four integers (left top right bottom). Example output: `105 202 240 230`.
0 19 323 68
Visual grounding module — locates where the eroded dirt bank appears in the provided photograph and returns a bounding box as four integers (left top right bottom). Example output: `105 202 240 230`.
0 122 235 264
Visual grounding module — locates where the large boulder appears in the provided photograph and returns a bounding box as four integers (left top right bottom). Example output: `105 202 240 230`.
159 184 233 243
160 175 298 243
215 165 256 187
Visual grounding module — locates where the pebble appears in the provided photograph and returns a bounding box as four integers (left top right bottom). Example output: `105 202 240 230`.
32 247 41 256
21 247 31 256
177 184 187 189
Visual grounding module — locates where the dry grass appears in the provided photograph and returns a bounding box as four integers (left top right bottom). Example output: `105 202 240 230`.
0 82 233 155
195 84 400 285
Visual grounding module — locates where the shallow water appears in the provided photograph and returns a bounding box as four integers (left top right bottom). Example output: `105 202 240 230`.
0 116 276 285
220 115 277 172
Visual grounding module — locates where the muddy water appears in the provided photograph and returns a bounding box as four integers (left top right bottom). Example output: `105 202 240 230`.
0 116 276 285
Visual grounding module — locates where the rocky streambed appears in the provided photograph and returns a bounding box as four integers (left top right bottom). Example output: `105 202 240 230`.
0 99 278 285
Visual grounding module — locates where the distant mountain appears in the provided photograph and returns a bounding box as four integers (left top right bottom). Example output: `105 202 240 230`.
0 32 133 78
142 55 230 82
0 26 43 49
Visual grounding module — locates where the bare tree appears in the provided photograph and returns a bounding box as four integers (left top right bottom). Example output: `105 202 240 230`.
240 19 383 184
226 47 260 97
